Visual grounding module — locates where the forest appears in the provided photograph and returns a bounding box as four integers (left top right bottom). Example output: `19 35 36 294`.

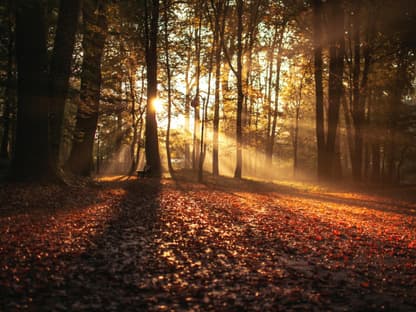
0 0 416 311
0 0 415 183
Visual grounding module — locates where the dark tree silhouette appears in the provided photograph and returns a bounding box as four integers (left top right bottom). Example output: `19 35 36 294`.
67 0 108 176
13 0 50 180
144 0 162 177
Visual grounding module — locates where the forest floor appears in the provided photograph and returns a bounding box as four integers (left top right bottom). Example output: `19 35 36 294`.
0 173 415 311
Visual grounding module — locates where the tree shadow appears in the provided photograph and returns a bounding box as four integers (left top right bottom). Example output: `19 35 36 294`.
0 177 162 310
1 175 415 311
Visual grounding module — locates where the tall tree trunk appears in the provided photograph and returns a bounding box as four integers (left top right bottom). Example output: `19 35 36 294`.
385 56 406 184
163 0 174 175
144 0 161 176
325 0 345 179
198 35 214 182
312 0 325 180
49 0 81 175
67 0 107 176
212 36 221 176
293 107 300 177
198 97 207 182
351 2 363 181
128 68 138 174
243 0 260 130
13 0 50 180
267 27 285 168
192 6 202 171
212 0 224 177
129 66 145 174
342 94 354 172
234 0 244 179
184 44 192 169
1 0 14 159
360 8 374 182
265 42 275 167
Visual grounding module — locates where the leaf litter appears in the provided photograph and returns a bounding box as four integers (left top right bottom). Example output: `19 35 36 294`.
0 176 415 311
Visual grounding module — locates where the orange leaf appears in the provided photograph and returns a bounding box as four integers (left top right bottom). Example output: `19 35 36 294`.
408 241 416 249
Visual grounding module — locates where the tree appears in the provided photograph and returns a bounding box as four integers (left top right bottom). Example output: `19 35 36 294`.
13 0 50 180
324 0 345 179
48 0 81 175
162 0 174 175
192 1 202 172
210 0 226 176
234 0 244 179
265 22 286 168
311 0 325 180
67 0 108 176
310 0 345 180
143 0 162 177
0 0 15 160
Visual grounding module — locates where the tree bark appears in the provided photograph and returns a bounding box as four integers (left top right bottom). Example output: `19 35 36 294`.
265 41 275 166
325 0 345 179
192 5 202 172
266 26 285 168
1 0 14 159
351 1 365 182
49 0 81 174
67 0 107 176
211 0 224 176
144 0 161 176
13 0 50 180
312 0 325 180
163 0 174 176
184 43 192 169
234 0 244 179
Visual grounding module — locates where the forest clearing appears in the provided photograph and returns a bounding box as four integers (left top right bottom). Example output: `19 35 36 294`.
1 175 415 311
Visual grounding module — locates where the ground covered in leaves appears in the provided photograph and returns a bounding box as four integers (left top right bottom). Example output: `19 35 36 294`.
1 174 415 311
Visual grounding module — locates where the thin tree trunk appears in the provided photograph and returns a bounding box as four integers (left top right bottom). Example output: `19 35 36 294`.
351 1 365 182
212 45 221 176
325 0 345 179
234 0 244 179
198 35 214 182
293 107 300 177
268 27 285 168
243 0 260 130
212 0 224 176
360 10 374 181
128 68 138 174
385 57 406 184
131 67 146 173
265 42 275 166
192 3 202 172
312 0 325 180
163 0 174 175
342 94 354 173
184 44 192 169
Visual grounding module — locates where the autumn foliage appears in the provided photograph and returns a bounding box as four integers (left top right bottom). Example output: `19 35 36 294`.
1 176 415 310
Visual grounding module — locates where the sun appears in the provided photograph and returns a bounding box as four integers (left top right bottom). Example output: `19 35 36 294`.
152 97 163 112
